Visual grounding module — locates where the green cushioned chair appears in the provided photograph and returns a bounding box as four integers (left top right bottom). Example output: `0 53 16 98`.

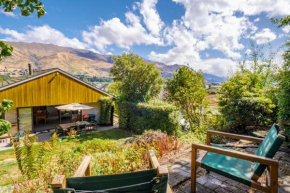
191 124 285 193
14 130 26 140
52 150 172 193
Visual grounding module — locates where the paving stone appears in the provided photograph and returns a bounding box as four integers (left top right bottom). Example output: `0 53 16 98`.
203 178 222 190
215 186 231 193
171 168 190 178
208 172 228 182
236 183 250 191
175 160 189 166
196 174 212 185
168 173 188 186
224 178 239 186
221 182 240 192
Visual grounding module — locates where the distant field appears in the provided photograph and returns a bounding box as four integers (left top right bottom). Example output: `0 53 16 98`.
206 94 219 109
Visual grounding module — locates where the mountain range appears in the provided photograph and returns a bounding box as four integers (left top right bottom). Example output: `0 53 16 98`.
0 42 226 82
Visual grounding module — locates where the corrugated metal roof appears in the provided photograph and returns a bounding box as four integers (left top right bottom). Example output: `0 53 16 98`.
0 68 58 88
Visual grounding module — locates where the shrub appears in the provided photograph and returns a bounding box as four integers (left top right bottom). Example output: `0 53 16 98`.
118 100 181 135
100 97 114 125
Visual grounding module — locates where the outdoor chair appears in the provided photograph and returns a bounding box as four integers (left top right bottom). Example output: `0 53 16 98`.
77 124 86 134
13 130 26 141
53 125 65 136
67 126 78 135
52 150 172 193
83 115 90 122
191 124 285 193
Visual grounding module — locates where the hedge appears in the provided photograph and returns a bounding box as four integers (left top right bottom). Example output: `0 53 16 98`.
118 100 181 135
100 97 114 125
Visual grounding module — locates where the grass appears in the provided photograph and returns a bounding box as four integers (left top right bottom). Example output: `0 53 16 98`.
0 148 15 161
0 129 133 186
0 161 22 186
78 129 133 142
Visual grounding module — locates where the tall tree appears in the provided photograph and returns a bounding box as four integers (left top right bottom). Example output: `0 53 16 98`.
272 15 290 132
0 0 46 60
219 42 278 131
166 66 208 129
110 52 163 102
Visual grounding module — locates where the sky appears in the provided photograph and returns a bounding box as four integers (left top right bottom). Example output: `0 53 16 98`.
0 0 290 77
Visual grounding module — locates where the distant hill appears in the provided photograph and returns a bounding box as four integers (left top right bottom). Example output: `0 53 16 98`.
0 42 226 82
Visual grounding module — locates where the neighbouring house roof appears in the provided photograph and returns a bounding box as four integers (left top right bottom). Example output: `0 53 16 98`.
0 68 114 98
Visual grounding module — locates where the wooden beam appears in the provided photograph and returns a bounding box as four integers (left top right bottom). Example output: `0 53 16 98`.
191 147 197 193
250 180 270 193
148 150 160 169
270 164 279 193
207 130 263 143
196 151 207 167
157 165 168 176
51 175 66 189
206 133 211 145
73 156 91 177
192 143 278 166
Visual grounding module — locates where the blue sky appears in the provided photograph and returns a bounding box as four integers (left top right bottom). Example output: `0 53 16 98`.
0 0 290 76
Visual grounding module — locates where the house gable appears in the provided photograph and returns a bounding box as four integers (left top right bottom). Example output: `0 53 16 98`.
0 69 112 108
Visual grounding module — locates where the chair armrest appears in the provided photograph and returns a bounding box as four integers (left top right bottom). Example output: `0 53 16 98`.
192 143 278 166
206 130 263 145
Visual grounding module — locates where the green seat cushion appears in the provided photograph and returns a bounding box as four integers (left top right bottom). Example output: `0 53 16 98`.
53 169 168 193
201 145 252 186
253 124 284 177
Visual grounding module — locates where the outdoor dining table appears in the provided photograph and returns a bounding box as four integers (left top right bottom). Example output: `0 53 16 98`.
59 121 91 131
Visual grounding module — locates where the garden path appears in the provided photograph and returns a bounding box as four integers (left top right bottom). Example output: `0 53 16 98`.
166 145 290 193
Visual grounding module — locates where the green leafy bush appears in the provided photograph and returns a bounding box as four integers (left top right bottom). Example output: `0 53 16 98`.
0 99 13 135
118 100 181 135
100 97 114 125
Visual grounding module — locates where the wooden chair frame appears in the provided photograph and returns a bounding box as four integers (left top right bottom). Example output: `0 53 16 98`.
191 130 282 193
52 150 173 193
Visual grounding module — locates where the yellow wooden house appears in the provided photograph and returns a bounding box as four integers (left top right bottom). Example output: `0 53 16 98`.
0 68 114 133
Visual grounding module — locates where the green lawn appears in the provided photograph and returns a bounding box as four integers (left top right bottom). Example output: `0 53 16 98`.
0 129 133 186
0 148 14 162
78 129 133 141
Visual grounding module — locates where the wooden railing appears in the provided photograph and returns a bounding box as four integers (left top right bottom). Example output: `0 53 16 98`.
51 150 172 192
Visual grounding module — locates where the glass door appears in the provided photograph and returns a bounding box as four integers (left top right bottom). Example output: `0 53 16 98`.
18 108 33 132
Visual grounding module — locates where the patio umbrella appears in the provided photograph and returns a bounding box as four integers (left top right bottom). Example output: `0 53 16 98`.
55 103 93 111
55 103 93 123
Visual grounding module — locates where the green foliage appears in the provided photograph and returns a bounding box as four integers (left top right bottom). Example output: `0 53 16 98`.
219 42 278 131
110 52 163 102
12 132 59 180
0 0 46 60
166 65 208 129
0 99 13 136
272 15 290 132
11 130 181 192
100 97 114 125
271 16 290 27
118 100 181 135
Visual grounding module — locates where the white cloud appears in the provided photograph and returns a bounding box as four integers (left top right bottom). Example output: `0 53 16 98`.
193 58 237 77
82 12 163 52
254 18 260 23
0 9 17 18
149 21 200 65
245 49 251 55
282 25 290 33
0 25 88 49
252 28 277 44
139 0 164 36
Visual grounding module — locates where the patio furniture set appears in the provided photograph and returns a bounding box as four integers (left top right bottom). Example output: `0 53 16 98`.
55 119 97 136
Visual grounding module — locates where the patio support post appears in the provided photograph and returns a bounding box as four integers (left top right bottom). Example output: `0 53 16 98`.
191 145 197 193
